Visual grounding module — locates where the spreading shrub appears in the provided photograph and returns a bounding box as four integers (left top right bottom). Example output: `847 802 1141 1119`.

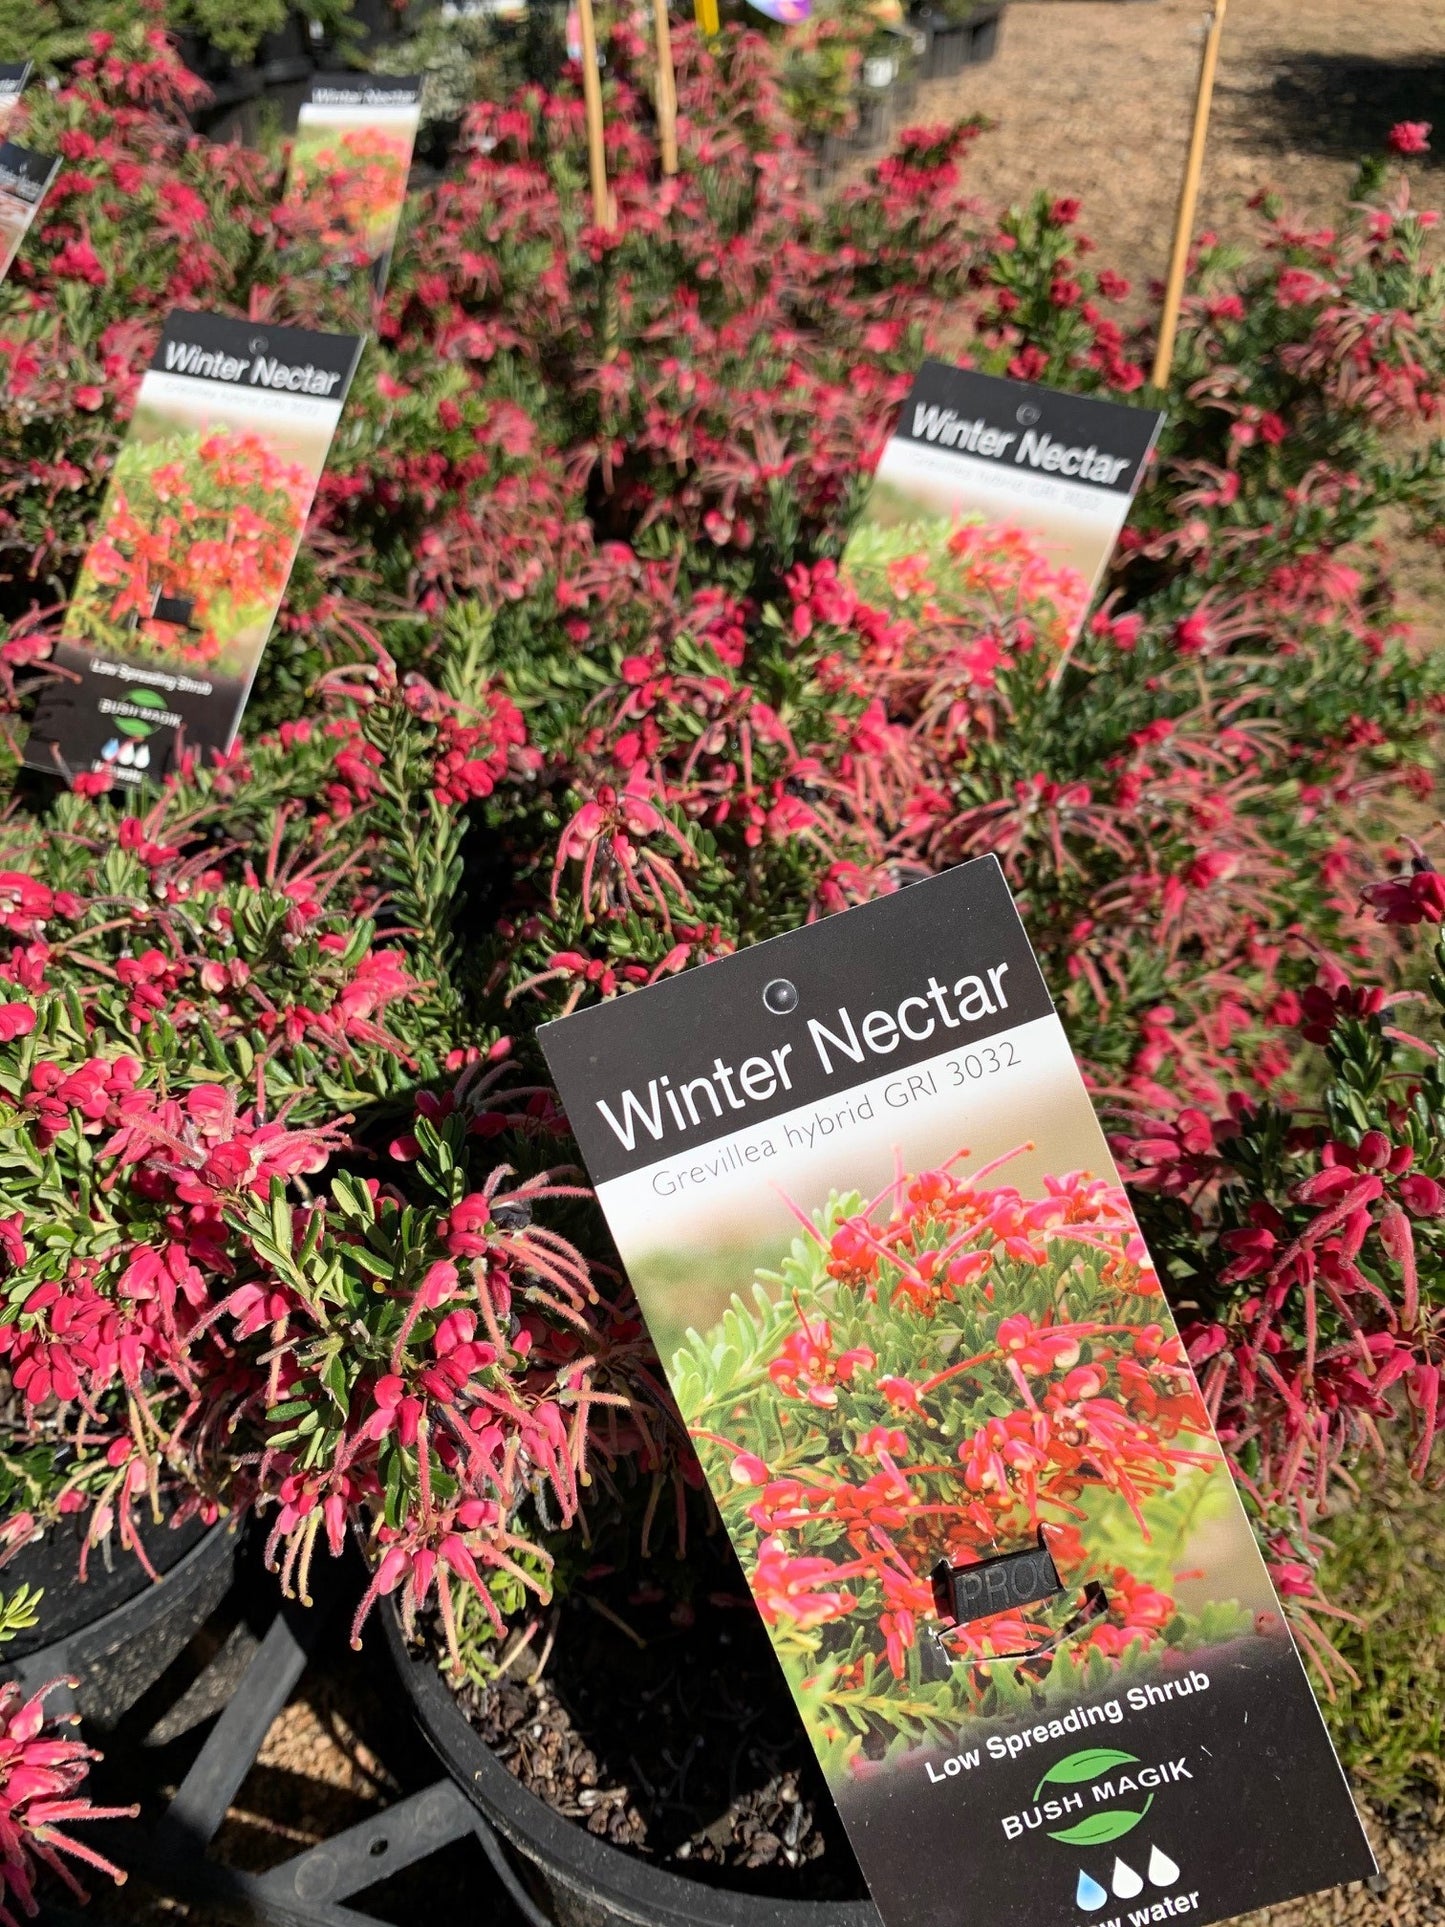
0 16 1436 1821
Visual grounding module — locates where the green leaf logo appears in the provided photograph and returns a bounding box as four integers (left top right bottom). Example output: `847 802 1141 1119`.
127 688 167 709
1047 1798 1153 1847
116 717 156 738
1035 1748 1138 1799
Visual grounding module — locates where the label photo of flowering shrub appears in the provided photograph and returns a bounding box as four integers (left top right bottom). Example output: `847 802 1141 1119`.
543 857 1374 1927
282 74 422 291
25 309 361 788
0 140 55 286
844 364 1162 656
0 62 28 142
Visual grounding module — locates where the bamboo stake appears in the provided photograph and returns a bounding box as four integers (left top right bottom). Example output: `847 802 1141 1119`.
576 0 611 229
653 0 679 176
1152 0 1229 391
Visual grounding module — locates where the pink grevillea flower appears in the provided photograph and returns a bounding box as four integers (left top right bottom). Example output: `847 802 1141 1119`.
550 767 697 923
994 1313 1082 1377
1360 852 1445 925
1386 121 1431 156
768 1317 875 1406
0 1676 136 1925
751 1536 859 1629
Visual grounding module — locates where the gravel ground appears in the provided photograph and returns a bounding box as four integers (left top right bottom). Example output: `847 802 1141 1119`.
1245 1804 1445 1927
916 0 1443 303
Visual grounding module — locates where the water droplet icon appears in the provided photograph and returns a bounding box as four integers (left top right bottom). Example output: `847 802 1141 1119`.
1112 1858 1144 1899
101 739 120 762
1076 1871 1109 1911
117 741 136 767
134 745 150 770
1148 1847 1180 1888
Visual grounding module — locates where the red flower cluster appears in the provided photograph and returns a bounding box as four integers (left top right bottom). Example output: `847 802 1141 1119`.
683 1151 1219 1761
1115 853 1445 1626
284 123 413 262
0 1676 136 1925
72 427 313 668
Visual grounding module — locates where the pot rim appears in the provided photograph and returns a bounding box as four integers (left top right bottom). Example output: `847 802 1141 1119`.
381 1595 882 1927
2 1516 239 1694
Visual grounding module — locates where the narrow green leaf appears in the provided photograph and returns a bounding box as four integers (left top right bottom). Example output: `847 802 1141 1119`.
1047 1799 1153 1847
1035 1747 1139 1796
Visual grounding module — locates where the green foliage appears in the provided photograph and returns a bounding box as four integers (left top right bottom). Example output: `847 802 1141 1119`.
0 0 357 69
0 1584 41 1645
1318 1456 1445 1810
372 3 565 137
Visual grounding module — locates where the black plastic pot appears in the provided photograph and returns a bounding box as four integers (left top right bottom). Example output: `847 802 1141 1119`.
915 2 1003 80
2 1518 238 1729
344 0 406 54
918 12 961 81
890 25 924 122
810 128 852 188
176 34 259 118
255 13 317 86
2 1504 207 1653
180 6 327 136
850 81 894 157
965 3 1004 64
179 19 310 107
383 1601 883 1927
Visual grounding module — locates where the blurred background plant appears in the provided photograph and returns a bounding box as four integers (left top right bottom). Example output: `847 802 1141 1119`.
0 0 361 69
1316 1448 1445 1814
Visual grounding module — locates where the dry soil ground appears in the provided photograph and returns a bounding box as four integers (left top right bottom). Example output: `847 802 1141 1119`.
922 0 1444 300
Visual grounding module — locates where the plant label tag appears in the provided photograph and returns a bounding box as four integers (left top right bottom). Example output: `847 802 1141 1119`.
540 855 1375 1927
24 310 362 790
283 73 422 293
0 64 30 140
843 362 1163 652
0 141 57 284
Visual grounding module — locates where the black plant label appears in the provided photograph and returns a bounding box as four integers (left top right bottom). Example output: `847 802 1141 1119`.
0 140 58 283
542 857 1374 1927
842 362 1164 656
25 310 362 790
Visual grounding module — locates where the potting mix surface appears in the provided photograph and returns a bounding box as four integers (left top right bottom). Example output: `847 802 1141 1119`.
442 1540 868 1894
